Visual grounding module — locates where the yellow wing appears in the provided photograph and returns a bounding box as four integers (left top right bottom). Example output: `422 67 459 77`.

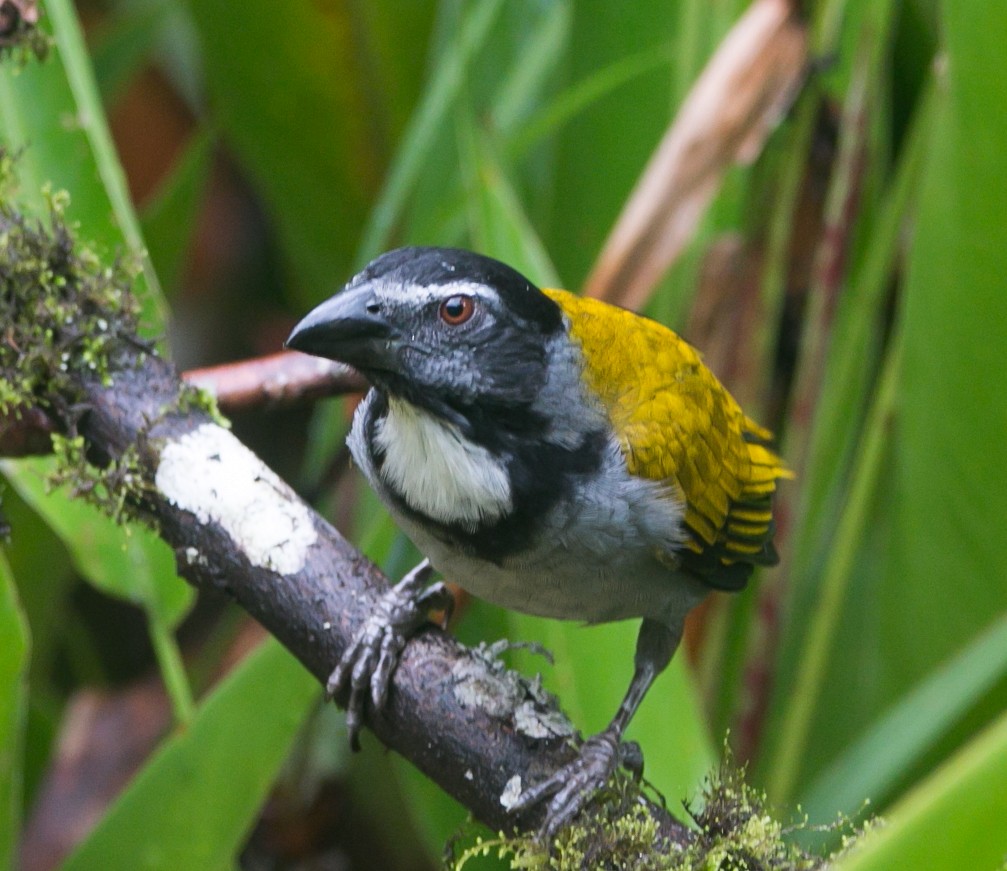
544 289 791 588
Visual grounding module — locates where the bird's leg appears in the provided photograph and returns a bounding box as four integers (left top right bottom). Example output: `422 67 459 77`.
327 558 453 750
510 618 682 839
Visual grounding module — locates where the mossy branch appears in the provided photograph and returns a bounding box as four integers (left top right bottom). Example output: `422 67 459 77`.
0 176 852 867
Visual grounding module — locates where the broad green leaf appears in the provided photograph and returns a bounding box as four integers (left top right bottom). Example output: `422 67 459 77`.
800 611 1007 830
0 458 193 718
62 639 318 871
0 487 72 685
891 0 1007 669
489 1 570 136
0 552 29 871
185 0 437 301
759 0 1007 810
0 0 189 706
1 459 191 629
808 0 1007 812
834 709 1007 871
455 113 559 287
544 0 680 285
390 755 473 864
0 489 70 813
509 45 672 168
360 0 504 262
758 4 912 797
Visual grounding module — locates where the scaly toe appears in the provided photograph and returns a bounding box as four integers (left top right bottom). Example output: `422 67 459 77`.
511 729 631 839
323 559 444 750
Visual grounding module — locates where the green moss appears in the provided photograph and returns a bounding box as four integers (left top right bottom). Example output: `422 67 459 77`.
450 772 678 871
0 178 144 413
175 381 228 428
680 763 821 871
0 154 156 522
448 758 872 871
0 4 50 64
47 433 152 524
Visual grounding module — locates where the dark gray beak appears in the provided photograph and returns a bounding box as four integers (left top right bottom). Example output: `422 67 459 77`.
285 284 396 371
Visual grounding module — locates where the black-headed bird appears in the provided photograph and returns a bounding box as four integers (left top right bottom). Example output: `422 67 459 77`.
286 247 789 835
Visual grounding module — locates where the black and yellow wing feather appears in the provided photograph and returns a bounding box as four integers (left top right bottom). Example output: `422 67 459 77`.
545 289 791 590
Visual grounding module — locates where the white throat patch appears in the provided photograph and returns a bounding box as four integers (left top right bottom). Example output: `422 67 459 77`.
374 398 513 529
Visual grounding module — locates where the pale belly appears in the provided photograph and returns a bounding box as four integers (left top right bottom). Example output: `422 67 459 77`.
395 508 708 628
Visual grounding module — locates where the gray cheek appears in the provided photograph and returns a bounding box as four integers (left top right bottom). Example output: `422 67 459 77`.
405 348 483 399
446 350 484 396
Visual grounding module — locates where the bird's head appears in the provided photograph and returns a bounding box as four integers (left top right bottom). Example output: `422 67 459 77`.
286 247 565 429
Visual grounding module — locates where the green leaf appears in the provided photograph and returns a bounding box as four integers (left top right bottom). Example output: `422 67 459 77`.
358 0 504 264
508 44 673 166
1 458 192 630
543 0 681 285
184 0 437 299
793 0 1007 812
456 114 559 286
833 709 1007 871
891 0 1007 673
0 486 72 686
62 639 319 871
0 552 29 871
759 0 1007 812
488 1 570 136
389 755 472 864
2 0 194 719
800 611 1007 828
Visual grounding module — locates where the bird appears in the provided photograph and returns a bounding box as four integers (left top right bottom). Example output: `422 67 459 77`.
285 246 789 836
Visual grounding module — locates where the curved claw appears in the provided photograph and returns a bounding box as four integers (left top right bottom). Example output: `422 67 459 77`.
324 559 453 749
510 730 642 840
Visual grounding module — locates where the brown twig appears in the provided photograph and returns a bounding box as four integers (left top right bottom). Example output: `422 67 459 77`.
184 351 366 413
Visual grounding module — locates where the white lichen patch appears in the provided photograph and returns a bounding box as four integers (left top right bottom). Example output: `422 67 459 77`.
513 700 574 740
500 774 523 810
155 423 317 574
184 546 208 567
451 648 574 740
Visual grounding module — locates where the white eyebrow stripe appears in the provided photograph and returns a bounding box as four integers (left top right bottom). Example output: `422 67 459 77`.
373 278 501 307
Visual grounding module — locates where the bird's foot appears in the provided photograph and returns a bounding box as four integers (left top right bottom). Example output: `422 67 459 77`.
509 729 644 840
326 558 452 749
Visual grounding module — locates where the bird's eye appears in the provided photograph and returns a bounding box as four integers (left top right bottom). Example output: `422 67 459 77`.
439 294 475 326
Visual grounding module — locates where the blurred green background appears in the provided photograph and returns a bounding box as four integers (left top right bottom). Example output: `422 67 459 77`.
1 0 1006 868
